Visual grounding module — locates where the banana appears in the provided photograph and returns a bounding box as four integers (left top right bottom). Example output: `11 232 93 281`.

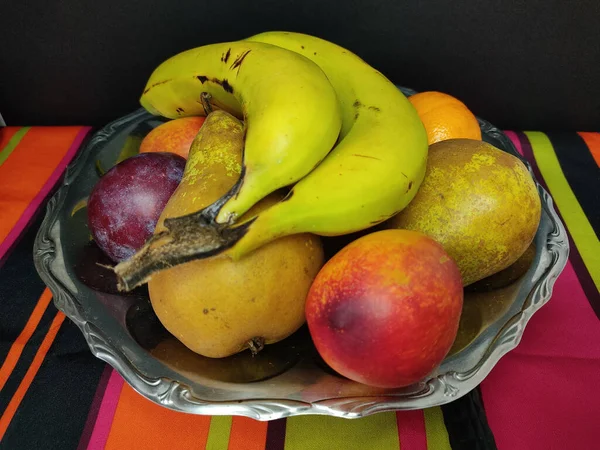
139 41 342 224
224 31 429 259
114 33 428 290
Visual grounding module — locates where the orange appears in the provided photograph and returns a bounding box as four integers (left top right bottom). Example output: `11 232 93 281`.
139 116 206 159
408 91 482 145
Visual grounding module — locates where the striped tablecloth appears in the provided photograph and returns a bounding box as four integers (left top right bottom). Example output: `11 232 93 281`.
0 126 598 450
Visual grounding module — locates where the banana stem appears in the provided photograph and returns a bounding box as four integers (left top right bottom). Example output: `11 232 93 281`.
114 161 250 292
112 210 249 292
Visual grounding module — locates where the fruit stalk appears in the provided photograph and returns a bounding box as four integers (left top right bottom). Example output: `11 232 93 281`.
114 109 254 291
246 337 265 356
113 211 249 291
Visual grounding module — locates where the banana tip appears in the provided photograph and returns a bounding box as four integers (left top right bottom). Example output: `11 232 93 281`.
139 97 161 116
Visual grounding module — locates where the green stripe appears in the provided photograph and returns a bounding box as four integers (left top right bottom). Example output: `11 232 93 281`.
526 131 600 290
285 412 400 450
205 416 232 450
424 407 451 450
0 127 30 166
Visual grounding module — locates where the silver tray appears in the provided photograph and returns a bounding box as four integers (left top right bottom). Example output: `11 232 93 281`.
33 87 569 420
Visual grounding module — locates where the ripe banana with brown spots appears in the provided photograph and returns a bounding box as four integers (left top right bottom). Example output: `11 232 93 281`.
222 31 429 259
139 41 342 224
115 33 428 290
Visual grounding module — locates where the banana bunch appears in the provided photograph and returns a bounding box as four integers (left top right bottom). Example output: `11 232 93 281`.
140 40 343 222
115 31 428 290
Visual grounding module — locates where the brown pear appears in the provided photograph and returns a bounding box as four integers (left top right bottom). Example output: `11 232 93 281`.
148 111 325 358
386 139 541 286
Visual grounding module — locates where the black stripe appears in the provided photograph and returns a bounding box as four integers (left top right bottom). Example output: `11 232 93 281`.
518 132 600 319
0 298 55 411
0 319 106 450
265 418 287 450
0 193 104 448
0 209 55 414
0 212 49 363
0 132 106 448
546 132 600 236
441 387 498 450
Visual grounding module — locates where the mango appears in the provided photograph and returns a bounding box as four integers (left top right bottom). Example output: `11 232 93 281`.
386 139 541 286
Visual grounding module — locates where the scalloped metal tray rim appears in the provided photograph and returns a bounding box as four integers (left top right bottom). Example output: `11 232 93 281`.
33 87 569 420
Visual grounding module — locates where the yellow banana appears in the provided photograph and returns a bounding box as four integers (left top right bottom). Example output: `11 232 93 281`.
139 40 342 224
224 31 429 259
114 33 428 290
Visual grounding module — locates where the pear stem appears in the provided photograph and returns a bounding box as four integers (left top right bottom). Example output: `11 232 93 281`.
247 337 265 356
112 210 249 292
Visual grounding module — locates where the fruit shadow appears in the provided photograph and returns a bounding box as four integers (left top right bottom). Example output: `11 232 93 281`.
449 243 537 356
74 240 323 385
72 215 536 393
74 241 380 393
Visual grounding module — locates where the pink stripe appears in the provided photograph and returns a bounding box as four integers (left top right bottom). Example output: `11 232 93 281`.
396 410 427 450
86 369 124 450
481 258 600 449
504 130 524 156
0 126 91 261
77 365 113 450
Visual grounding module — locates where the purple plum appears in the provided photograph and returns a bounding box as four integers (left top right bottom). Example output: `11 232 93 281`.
87 152 186 262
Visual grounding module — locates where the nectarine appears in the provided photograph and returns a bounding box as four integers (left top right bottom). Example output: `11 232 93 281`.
139 116 205 159
305 229 463 388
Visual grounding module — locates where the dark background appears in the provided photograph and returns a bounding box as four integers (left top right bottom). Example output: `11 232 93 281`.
1 0 599 130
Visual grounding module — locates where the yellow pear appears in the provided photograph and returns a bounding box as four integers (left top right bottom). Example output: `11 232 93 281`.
148 110 324 358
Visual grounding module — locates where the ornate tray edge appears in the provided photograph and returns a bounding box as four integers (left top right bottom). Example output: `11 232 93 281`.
33 95 569 420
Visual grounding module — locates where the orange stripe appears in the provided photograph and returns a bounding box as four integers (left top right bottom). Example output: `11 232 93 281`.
0 289 53 392
0 126 82 243
577 132 600 167
0 127 20 151
104 383 212 450
0 311 65 440
228 416 268 450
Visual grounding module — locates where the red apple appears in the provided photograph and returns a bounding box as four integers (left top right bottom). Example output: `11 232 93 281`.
305 229 463 388
139 116 206 159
